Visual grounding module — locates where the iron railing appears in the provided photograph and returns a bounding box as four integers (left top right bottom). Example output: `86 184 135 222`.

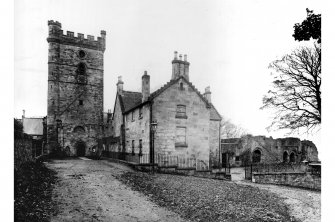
104 151 210 170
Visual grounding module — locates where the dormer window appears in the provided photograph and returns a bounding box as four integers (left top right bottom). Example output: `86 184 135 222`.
79 100 83 105
175 105 187 119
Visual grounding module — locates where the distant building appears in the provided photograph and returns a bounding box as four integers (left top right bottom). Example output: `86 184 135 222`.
21 110 46 157
105 52 222 168
221 135 319 167
46 20 106 156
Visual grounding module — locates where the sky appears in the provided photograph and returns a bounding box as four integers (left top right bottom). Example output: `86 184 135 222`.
14 0 322 150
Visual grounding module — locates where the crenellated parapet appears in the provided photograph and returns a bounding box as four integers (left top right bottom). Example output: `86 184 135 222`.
47 20 106 52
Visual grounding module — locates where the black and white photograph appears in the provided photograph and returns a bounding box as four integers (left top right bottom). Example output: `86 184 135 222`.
7 0 334 221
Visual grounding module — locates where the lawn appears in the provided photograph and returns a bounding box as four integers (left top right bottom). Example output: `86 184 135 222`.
117 172 299 222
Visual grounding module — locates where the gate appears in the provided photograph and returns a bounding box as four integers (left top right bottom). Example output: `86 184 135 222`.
245 164 252 180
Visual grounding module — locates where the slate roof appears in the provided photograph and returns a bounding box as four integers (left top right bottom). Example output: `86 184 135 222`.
23 118 44 135
119 91 143 113
118 76 221 121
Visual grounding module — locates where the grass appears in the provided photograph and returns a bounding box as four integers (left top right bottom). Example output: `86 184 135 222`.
14 161 57 222
117 172 299 222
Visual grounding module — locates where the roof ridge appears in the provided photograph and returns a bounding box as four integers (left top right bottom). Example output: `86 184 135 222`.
123 90 142 94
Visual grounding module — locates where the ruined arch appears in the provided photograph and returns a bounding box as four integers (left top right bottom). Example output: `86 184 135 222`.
290 152 296 163
73 125 85 133
283 151 289 163
252 149 261 163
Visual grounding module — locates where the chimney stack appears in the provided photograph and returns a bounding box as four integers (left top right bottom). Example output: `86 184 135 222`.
107 109 112 123
204 86 211 104
142 71 150 102
171 51 190 81
117 76 124 96
22 109 25 119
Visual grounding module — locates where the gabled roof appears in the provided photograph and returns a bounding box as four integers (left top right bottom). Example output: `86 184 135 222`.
119 91 143 113
118 76 221 121
23 118 44 135
210 104 222 121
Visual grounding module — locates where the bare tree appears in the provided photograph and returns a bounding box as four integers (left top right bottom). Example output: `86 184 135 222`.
221 117 248 139
261 43 321 133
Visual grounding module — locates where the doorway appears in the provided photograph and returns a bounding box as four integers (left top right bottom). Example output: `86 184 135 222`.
76 141 86 156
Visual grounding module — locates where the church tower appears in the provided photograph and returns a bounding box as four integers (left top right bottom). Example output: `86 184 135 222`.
46 20 106 156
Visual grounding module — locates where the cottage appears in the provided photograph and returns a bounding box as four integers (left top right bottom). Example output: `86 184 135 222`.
105 52 222 169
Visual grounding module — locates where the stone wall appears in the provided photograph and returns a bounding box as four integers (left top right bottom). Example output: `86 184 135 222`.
253 172 321 190
124 104 150 155
152 78 210 162
222 136 319 166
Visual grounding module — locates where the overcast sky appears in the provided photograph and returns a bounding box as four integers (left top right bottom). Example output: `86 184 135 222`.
14 0 321 149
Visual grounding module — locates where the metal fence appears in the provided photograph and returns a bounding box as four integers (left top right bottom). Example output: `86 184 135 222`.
141 153 210 170
103 151 210 170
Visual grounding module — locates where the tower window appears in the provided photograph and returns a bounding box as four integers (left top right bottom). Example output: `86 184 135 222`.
77 63 86 75
78 50 86 59
79 100 83 105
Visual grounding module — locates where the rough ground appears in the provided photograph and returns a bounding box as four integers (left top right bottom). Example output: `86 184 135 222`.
14 161 57 222
231 167 320 222
235 181 321 222
118 171 296 222
46 158 186 222
46 159 320 222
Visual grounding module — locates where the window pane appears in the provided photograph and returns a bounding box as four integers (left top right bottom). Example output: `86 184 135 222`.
176 127 186 144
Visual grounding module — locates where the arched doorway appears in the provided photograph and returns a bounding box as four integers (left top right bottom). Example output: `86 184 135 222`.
252 150 261 163
290 152 296 163
76 141 86 156
283 151 289 163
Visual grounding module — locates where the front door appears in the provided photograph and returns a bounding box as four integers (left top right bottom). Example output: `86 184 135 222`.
76 141 86 156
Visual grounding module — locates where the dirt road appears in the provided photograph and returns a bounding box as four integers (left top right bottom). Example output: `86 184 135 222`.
231 167 320 222
46 159 186 222
235 180 321 222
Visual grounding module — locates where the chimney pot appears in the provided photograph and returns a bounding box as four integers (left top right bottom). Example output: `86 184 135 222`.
171 51 190 81
174 51 178 59
117 76 124 95
204 86 211 103
142 71 150 102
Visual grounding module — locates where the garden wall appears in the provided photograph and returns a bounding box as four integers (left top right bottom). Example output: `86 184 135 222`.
252 172 320 190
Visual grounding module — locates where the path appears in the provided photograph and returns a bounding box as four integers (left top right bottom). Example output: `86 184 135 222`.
235 180 321 222
46 159 187 222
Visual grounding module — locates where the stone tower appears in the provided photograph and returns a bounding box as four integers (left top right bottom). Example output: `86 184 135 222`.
46 20 106 156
